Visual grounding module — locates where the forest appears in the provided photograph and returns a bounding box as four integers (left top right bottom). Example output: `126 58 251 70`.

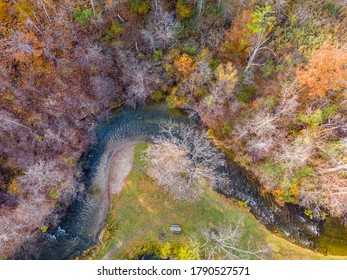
0 0 346 259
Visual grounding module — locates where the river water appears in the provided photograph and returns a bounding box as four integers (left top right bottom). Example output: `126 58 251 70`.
18 104 346 259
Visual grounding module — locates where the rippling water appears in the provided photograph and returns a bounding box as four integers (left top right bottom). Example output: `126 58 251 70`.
38 105 187 259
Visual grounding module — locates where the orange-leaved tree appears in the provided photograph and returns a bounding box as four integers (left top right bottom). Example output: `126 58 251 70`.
174 53 196 78
295 42 347 98
224 9 253 58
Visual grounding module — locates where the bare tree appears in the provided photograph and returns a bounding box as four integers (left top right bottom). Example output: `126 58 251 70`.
243 3 277 73
298 135 347 218
126 65 153 107
244 35 276 73
196 62 238 122
90 75 116 106
18 160 71 197
201 219 269 259
274 0 289 19
145 121 230 201
146 139 204 201
36 0 52 22
277 133 314 172
141 0 180 51
219 0 252 20
209 62 238 106
197 0 205 16
90 0 96 16
117 50 154 107
234 81 300 141
318 164 347 175
0 159 74 258
276 81 300 117
319 175 347 218
81 44 104 67
179 59 212 96
300 173 347 218
248 112 278 137
247 136 276 158
0 110 31 132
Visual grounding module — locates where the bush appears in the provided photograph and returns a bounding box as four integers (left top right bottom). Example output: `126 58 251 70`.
154 50 163 60
237 200 249 209
237 84 256 103
273 20 329 55
209 59 221 71
128 241 161 259
278 185 299 204
130 0 150 15
261 59 276 78
179 11 200 37
49 189 59 199
321 105 338 122
261 161 284 180
297 105 337 128
295 43 347 98
176 0 193 20
41 225 48 233
102 22 125 43
223 122 234 135
258 96 278 111
294 166 316 181
181 43 198 56
151 91 166 102
166 95 178 109
224 9 253 58
15 1 35 22
64 156 77 169
324 0 340 16
73 7 92 24
174 53 196 78
325 140 345 159
207 129 214 138
297 110 321 128
8 179 21 195
160 241 200 260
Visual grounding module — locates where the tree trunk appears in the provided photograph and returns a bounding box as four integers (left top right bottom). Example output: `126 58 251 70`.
318 164 347 175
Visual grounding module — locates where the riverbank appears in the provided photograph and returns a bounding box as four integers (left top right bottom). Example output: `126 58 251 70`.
108 144 136 196
79 143 345 260
23 104 345 259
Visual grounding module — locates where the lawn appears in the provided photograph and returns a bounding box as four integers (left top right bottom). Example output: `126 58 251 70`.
80 143 345 260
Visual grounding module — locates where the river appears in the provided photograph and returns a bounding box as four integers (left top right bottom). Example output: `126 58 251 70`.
15 104 347 259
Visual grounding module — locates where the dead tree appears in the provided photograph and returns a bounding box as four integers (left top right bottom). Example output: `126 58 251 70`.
201 219 269 259
117 50 154 107
244 35 276 73
145 121 230 201
141 0 180 52
18 160 71 196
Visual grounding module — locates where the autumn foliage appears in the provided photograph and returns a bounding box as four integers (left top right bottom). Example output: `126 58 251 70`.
0 0 346 259
295 43 347 98
174 53 196 78
224 10 253 57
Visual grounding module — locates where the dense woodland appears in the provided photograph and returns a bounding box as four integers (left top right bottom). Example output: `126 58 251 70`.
0 0 346 258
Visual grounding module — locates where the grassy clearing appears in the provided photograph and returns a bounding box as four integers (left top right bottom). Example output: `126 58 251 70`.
80 143 345 260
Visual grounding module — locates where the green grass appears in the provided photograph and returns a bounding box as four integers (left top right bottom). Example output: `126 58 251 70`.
80 143 345 260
